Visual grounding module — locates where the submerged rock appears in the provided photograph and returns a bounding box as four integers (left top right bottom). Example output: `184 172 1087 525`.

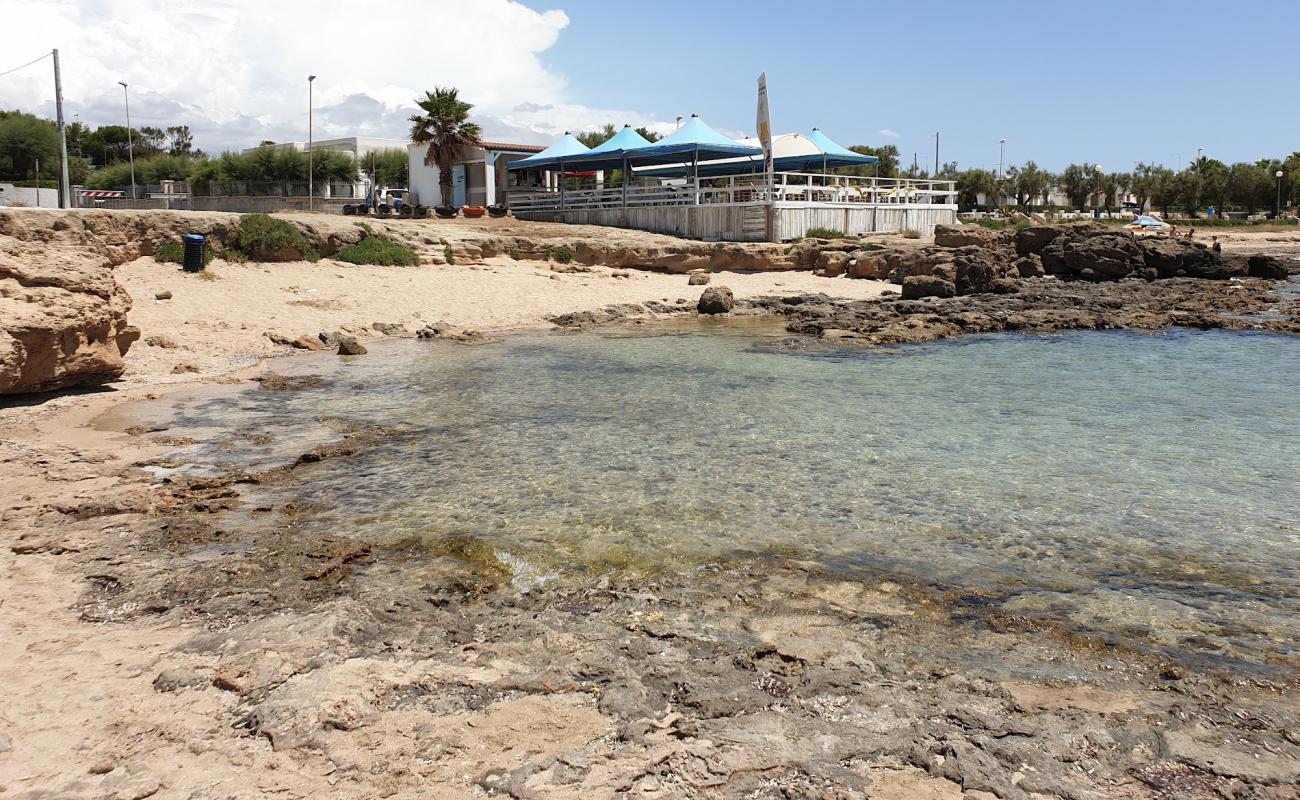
337 336 367 356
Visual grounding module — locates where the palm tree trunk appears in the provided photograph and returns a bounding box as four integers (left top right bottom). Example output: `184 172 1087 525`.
440 173 453 208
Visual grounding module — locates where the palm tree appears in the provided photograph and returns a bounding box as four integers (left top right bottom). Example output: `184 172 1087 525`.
408 87 482 208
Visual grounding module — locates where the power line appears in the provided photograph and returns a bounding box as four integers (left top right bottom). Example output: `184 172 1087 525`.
0 50 53 78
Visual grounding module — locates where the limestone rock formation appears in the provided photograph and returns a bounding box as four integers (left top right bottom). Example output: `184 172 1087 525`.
0 211 140 394
901 275 956 299
933 224 1002 249
697 286 735 314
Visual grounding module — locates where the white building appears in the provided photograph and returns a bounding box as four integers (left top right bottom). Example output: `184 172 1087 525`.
243 136 409 159
407 141 545 208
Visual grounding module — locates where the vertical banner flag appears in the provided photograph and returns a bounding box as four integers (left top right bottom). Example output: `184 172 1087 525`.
756 72 773 181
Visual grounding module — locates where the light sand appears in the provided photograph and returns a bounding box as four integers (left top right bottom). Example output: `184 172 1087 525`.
117 254 893 386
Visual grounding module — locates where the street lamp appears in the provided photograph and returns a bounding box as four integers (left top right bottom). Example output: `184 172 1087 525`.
307 75 316 211
1276 170 1284 219
997 138 1006 178
118 81 136 204
1196 147 1204 172
1094 164 1104 216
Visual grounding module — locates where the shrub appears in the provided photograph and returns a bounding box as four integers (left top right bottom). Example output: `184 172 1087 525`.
154 240 213 265
804 227 846 239
228 213 317 261
550 244 575 264
333 237 419 266
443 244 455 265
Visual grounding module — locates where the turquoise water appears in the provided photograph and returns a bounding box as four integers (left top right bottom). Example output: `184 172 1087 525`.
161 326 1300 670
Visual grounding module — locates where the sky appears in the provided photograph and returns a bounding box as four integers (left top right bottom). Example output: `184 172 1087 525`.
3 0 1296 172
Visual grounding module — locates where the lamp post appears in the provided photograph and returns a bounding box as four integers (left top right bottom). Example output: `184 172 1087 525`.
997 138 1006 179
118 81 136 204
1196 147 1204 172
1276 170 1284 219
1094 164 1104 216
307 75 316 211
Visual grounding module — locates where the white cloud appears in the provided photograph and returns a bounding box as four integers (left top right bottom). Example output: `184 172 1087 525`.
1 0 666 152
879 129 900 138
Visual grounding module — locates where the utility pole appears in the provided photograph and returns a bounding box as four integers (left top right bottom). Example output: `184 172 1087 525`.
52 49 70 208
35 159 40 207
933 131 939 178
308 75 316 211
118 82 136 205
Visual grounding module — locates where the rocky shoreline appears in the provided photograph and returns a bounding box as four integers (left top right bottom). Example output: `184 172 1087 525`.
8 417 1300 798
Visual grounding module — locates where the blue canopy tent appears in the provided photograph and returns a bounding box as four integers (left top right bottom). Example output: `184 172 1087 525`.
637 132 880 178
620 114 760 170
506 132 592 172
806 128 879 174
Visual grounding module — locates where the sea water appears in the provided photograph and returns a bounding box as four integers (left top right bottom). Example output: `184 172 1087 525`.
159 326 1300 669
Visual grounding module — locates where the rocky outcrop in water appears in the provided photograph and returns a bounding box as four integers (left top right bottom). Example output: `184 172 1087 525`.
749 276 1298 349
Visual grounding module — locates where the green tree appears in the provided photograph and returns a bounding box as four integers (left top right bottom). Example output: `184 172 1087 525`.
408 87 482 208
576 124 618 149
1194 158 1229 213
840 144 898 178
0 111 59 181
1058 163 1099 210
1129 163 1166 212
364 148 410 187
1006 161 1050 208
166 125 194 156
955 168 996 210
1174 169 1203 215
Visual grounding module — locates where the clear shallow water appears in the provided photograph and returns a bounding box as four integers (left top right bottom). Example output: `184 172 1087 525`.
159 326 1300 670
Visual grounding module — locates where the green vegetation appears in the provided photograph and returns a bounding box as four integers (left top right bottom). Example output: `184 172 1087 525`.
188 146 356 193
154 240 214 265
229 213 318 261
333 237 419 266
443 244 455 265
362 148 409 188
409 87 482 208
550 244 576 263
804 227 846 239
576 124 663 149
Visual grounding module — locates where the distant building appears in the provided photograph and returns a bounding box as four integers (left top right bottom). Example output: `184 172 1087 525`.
243 136 409 159
407 141 545 208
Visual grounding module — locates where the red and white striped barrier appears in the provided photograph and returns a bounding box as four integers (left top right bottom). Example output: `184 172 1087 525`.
79 190 126 198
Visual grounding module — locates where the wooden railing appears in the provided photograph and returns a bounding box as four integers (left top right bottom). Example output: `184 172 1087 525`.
509 172 956 212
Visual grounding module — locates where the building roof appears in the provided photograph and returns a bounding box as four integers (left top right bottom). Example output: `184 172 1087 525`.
479 141 546 153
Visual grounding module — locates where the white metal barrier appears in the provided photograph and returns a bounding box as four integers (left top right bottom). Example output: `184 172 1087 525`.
509 171 955 212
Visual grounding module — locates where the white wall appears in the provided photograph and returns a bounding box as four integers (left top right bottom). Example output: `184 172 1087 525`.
0 184 61 208
408 144 443 207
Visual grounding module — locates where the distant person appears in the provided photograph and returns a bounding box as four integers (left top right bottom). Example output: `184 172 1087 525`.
1169 224 1178 237
1211 236 1222 253
1186 228 1195 240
